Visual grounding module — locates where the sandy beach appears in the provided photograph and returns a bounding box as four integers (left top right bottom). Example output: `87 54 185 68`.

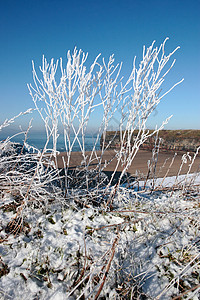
55 149 200 178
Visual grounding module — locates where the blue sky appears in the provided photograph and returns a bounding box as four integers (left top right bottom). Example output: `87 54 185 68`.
0 0 199 136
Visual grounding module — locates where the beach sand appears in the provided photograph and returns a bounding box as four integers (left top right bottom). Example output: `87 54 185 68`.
55 150 200 178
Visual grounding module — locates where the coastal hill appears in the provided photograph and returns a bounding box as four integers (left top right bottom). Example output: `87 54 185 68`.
100 130 200 153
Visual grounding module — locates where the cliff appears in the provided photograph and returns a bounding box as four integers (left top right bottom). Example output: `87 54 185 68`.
100 130 200 153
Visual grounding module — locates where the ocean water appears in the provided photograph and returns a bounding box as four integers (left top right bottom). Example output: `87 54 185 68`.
0 133 100 152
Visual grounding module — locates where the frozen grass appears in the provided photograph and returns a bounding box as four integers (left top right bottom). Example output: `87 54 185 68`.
0 152 199 299
0 40 200 299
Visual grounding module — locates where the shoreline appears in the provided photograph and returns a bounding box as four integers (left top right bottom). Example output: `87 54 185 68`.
55 149 200 178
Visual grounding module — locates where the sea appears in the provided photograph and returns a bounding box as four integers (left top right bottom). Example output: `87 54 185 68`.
0 133 101 152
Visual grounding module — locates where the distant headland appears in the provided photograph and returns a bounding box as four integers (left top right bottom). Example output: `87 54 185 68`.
100 130 200 153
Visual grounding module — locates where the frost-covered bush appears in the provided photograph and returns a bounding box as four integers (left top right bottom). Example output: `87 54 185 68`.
28 38 183 193
1 39 199 300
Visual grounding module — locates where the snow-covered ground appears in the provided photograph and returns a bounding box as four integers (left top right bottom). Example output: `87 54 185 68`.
0 171 199 299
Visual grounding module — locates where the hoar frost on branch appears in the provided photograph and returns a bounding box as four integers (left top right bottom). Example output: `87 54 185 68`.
28 38 183 190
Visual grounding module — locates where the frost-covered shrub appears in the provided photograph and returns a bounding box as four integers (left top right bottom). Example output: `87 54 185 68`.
28 38 183 192
1 39 200 300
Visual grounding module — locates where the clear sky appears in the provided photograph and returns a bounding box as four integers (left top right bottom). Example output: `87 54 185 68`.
0 0 199 135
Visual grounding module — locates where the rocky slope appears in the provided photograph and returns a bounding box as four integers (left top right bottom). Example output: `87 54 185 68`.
100 130 200 153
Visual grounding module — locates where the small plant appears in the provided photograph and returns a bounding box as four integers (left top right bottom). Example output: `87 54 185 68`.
28 38 183 197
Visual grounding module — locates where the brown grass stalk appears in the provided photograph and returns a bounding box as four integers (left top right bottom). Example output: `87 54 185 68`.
94 233 120 299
